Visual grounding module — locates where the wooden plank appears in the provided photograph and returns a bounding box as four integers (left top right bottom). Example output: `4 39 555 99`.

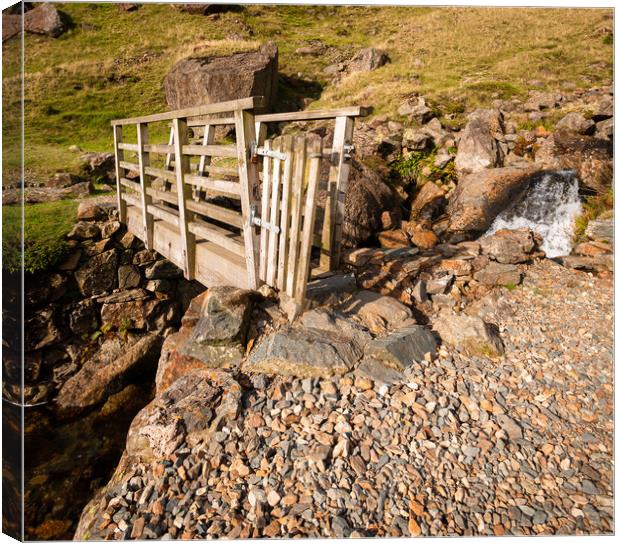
185 200 243 229
276 135 294 292
188 218 245 258
172 117 195 279
120 178 141 192
184 175 240 196
144 165 176 182
234 109 261 290
194 240 250 289
118 142 139 152
148 203 180 227
266 138 283 286
187 116 236 127
113 125 127 222
146 186 178 206
119 160 140 173
285 136 307 297
137 122 154 250
255 121 267 146
256 106 368 124
295 138 322 304
182 144 237 158
121 192 141 208
164 126 174 171
258 139 272 282
330 116 355 270
319 115 354 271
143 143 173 154
111 96 262 126
197 124 216 175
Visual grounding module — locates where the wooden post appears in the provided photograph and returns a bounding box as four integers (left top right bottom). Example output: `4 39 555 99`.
319 115 354 272
234 109 260 289
295 137 322 304
266 138 283 286
113 125 127 223
172 117 195 280
285 136 307 297
255 121 267 147
136 123 154 250
258 139 272 282
276 135 294 292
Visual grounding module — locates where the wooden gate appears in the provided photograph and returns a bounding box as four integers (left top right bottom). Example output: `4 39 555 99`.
111 97 365 303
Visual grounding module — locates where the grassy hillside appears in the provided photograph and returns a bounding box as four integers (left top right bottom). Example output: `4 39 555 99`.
2 3 613 184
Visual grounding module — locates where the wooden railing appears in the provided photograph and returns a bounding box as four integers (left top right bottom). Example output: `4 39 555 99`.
111 97 366 300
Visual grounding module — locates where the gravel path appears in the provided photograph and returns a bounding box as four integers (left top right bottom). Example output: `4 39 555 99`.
90 259 613 538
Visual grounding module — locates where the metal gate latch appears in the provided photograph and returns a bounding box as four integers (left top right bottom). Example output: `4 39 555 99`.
255 146 287 161
250 205 281 234
343 143 355 159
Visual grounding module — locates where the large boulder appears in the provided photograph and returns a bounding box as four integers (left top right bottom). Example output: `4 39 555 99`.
2 13 21 42
455 109 504 174
555 112 595 135
446 166 541 237
24 3 66 37
339 290 413 335
433 312 504 357
535 130 612 194
479 228 541 264
346 47 389 73
243 327 362 378
55 334 163 417
363 325 438 371
342 159 402 247
163 43 278 111
74 249 118 297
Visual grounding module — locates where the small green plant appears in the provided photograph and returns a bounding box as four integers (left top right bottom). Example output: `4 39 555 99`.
391 151 427 186
573 186 613 241
503 282 518 291
603 33 613 45
118 318 132 338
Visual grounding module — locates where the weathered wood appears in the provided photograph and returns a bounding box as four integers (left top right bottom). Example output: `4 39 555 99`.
137 123 154 250
256 106 368 124
276 135 294 292
185 200 243 229
118 142 139 152
113 125 127 222
184 175 240 196
266 138 284 286
148 203 180 227
187 115 236 127
182 144 238 158
188 218 245 258
295 138 322 304
319 115 354 271
143 143 173 154
164 126 174 173
234 109 260 289
146 186 178 206
118 160 140 173
144 165 176 183
197 124 216 175
172 117 195 279
121 191 141 209
285 136 307 297
258 139 272 282
111 96 262 126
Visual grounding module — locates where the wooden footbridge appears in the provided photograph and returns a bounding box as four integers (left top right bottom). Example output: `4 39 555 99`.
112 97 366 308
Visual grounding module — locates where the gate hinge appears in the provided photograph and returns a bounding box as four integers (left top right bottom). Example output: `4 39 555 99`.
250 204 281 234
343 143 355 159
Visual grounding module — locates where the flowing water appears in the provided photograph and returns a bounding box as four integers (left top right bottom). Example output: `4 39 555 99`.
485 170 582 258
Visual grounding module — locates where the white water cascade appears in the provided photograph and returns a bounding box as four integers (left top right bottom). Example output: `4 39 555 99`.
485 170 582 258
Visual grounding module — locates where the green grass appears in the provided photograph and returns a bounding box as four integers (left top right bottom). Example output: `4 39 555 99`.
1 4 613 186
573 186 614 242
2 200 78 274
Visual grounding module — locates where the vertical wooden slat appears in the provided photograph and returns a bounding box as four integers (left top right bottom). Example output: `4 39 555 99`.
197 124 216 175
255 121 267 147
136 122 154 250
285 136 307 297
319 115 354 271
295 138 322 304
266 138 283 286
234 109 260 289
172 117 195 280
113 125 127 223
258 139 272 282
276 135 294 292
164 125 175 193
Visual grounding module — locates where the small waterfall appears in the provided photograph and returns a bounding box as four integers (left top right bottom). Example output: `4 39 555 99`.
485 171 582 258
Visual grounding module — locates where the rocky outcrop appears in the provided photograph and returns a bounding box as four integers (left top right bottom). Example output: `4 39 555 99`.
164 43 278 111
455 109 504 174
346 47 389 73
340 290 414 335
556 112 595 135
2 182 93 204
447 166 541 237
479 228 542 263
